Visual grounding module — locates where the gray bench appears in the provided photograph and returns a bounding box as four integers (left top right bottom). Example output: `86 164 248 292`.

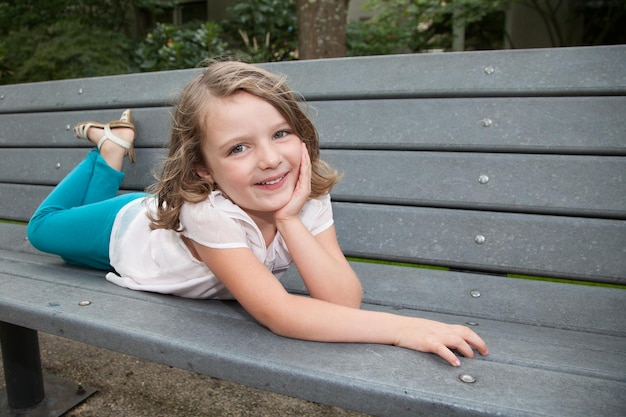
1 45 625 416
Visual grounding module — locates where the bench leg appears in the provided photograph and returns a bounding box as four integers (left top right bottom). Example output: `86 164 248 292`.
0 321 45 409
0 321 97 416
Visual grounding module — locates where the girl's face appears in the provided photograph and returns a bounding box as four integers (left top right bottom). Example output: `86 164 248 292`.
197 91 303 220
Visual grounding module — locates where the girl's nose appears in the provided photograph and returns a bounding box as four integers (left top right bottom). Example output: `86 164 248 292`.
258 142 282 169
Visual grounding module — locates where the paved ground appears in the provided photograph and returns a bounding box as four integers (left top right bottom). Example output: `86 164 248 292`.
1 332 370 417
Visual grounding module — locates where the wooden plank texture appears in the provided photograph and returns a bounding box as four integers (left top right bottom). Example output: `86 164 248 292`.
310 97 626 154
282 261 626 337
0 108 172 148
1 46 624 113
3 183 624 282
0 184 51 222
3 149 624 219
326 151 626 219
3 96 625 153
333 203 626 284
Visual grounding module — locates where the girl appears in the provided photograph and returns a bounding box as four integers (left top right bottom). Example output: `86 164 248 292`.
27 61 488 367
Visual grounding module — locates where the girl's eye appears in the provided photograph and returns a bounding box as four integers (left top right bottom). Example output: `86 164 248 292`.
229 144 247 155
273 130 290 140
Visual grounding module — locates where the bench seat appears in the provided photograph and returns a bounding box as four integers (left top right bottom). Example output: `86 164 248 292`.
1 239 624 416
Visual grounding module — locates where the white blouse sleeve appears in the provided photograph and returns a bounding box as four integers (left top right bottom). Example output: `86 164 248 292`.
179 200 248 249
301 193 334 236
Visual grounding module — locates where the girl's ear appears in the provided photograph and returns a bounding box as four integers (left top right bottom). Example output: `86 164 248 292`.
195 165 214 183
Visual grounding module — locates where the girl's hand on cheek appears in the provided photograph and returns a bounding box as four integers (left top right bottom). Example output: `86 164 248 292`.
275 142 311 223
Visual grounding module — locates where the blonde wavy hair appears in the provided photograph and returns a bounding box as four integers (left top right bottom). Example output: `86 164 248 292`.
148 60 341 231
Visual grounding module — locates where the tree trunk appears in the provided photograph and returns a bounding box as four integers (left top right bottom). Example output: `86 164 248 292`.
297 0 349 60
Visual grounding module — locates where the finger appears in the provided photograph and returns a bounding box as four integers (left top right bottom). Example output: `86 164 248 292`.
434 345 461 367
453 340 475 359
449 325 489 357
299 142 312 191
301 142 311 172
463 328 489 356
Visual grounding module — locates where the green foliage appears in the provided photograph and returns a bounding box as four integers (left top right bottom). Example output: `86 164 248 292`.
0 45 12 81
135 22 229 72
2 18 133 84
347 20 411 56
222 0 298 62
514 0 626 47
0 0 71 33
358 0 510 53
0 0 186 83
359 0 625 52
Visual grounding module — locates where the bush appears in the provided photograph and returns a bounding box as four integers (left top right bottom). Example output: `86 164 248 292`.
135 22 229 72
347 20 411 56
358 0 509 53
1 18 134 84
222 0 297 62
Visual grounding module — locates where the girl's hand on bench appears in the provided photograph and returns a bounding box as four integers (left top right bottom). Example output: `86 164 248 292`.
394 317 489 367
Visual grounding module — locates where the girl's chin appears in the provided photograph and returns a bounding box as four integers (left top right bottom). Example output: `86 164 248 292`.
234 192 290 212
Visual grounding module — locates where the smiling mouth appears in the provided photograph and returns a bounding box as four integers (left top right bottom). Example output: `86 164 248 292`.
256 173 287 186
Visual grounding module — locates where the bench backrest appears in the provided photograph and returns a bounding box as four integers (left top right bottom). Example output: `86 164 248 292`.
1 45 625 287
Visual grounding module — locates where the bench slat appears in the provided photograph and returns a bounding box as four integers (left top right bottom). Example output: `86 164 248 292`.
0 249 624 417
0 109 172 148
333 203 626 284
273 45 626 100
312 97 626 154
0 183 149 222
0 69 201 114
0 184 50 222
3 223 623 339
0 149 157 189
3 96 625 155
282 261 626 337
1 46 624 113
326 151 626 219
3 150 624 219
2 183 624 282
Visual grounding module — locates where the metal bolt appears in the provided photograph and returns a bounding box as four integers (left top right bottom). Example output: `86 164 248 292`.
78 300 92 306
474 235 486 244
66 124 71 131
470 290 481 298
76 383 86 395
484 66 495 75
55 163 61 169
466 321 479 326
459 374 477 383
481 118 493 127
78 88 83 95
478 175 489 184
0 94 4 100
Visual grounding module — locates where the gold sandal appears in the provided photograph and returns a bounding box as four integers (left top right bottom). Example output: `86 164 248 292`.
73 109 136 163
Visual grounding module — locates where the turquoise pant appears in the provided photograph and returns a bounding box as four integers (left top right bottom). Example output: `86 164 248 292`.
27 149 147 270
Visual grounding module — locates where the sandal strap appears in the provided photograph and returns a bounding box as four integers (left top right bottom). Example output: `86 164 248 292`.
74 122 103 140
97 124 132 151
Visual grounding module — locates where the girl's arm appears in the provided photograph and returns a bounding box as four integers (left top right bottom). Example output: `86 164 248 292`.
275 142 362 307
278 221 362 308
192 242 488 367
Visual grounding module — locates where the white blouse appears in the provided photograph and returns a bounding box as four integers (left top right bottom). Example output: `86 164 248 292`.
106 191 334 299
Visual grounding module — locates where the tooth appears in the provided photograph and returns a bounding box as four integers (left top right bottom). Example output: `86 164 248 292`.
261 176 282 185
